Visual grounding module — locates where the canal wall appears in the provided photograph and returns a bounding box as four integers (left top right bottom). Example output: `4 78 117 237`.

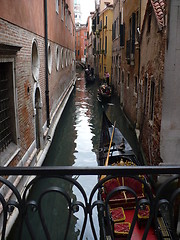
1 76 76 239
0 0 76 237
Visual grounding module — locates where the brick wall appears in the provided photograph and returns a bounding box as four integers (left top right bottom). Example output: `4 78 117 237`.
0 17 75 167
139 10 166 165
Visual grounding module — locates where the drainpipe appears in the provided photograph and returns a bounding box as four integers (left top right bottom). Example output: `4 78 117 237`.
44 0 50 127
102 11 104 78
136 0 141 131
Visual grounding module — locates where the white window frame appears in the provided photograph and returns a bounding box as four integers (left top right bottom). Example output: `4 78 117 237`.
48 42 52 74
56 0 59 14
32 39 40 82
61 0 64 21
56 45 60 71
61 47 64 68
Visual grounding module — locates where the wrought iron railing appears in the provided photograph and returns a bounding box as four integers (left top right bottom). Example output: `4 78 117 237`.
0 166 180 240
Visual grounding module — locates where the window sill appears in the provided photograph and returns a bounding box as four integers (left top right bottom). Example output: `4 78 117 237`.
0 143 20 167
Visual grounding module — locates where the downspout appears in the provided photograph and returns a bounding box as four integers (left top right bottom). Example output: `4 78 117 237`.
136 0 141 130
102 11 104 77
44 0 50 127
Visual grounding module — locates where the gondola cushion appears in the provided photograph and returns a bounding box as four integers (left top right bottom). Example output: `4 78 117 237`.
103 177 145 208
104 178 125 202
124 177 144 195
138 205 150 219
114 222 131 236
104 178 119 193
110 207 126 222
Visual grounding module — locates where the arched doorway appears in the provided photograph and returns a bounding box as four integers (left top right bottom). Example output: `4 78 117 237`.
35 88 41 152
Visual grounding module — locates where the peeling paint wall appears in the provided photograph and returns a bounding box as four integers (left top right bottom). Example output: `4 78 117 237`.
160 0 180 164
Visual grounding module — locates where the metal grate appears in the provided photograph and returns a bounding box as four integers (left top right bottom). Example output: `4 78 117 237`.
0 67 12 152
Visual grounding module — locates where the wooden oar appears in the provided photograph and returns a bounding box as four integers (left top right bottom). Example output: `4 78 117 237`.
101 121 116 180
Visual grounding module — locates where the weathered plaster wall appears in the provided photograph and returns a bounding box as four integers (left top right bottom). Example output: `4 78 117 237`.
160 0 180 164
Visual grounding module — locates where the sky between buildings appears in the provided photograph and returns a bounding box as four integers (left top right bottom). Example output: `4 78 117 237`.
79 0 95 24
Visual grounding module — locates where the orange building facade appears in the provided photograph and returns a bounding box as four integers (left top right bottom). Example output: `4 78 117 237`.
75 25 87 63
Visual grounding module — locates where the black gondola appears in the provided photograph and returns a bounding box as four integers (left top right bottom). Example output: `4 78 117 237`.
85 68 95 83
98 111 139 166
97 112 173 239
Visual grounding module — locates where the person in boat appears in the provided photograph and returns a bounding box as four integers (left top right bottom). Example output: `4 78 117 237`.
85 65 91 77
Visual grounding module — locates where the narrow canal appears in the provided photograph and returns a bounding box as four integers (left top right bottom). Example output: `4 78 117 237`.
8 68 142 239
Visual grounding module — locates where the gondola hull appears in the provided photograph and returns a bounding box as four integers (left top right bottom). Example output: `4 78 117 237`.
97 112 170 239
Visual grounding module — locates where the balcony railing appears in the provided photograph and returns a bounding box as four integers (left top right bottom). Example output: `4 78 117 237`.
0 166 180 240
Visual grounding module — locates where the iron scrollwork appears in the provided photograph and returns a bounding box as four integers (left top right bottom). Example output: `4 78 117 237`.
0 170 179 240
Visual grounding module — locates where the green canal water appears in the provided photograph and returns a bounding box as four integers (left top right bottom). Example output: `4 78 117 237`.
8 69 142 239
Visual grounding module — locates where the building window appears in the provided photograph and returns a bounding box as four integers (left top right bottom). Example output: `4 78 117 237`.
118 68 121 84
147 11 152 34
65 49 67 67
61 0 64 21
127 73 130 88
105 16 107 27
61 48 64 68
149 79 155 121
105 36 107 54
134 75 138 94
0 62 17 159
122 71 124 84
143 74 148 114
48 43 52 74
56 46 60 71
129 17 132 40
32 39 40 81
135 10 139 42
65 7 68 27
100 20 102 30
120 22 125 46
56 0 59 14
116 18 119 37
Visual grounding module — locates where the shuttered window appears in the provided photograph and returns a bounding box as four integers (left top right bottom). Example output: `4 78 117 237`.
105 36 107 54
0 63 14 152
120 23 125 46
149 79 155 120
132 12 136 54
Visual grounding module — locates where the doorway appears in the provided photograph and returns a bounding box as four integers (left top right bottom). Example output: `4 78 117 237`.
35 88 41 152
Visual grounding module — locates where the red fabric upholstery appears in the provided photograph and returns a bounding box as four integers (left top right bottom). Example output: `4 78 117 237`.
114 222 131 236
110 207 126 222
102 177 145 209
104 178 119 193
138 205 150 219
124 177 144 195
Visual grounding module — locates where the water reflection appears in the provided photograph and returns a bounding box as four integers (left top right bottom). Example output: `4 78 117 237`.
8 69 142 239
73 72 99 239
